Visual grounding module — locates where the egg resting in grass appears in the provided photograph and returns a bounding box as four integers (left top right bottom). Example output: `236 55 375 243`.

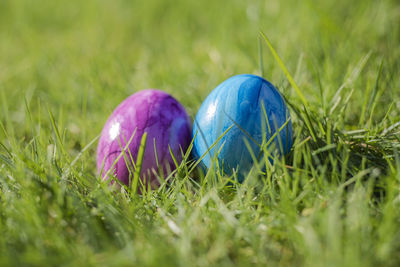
192 74 293 182
97 89 191 188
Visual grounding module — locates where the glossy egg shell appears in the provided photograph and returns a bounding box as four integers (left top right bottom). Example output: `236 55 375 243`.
97 89 192 187
192 74 293 182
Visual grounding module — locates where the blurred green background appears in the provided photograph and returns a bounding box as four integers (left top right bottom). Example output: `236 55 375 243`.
1 0 399 142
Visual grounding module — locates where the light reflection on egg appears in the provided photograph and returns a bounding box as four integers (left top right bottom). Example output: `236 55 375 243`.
108 122 120 140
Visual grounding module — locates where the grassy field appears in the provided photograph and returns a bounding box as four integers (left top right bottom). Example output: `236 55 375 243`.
1 0 400 266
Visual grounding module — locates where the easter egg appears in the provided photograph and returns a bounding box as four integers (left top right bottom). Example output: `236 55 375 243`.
97 89 192 188
192 74 293 182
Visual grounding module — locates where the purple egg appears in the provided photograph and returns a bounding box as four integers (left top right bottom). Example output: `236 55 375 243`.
96 89 191 188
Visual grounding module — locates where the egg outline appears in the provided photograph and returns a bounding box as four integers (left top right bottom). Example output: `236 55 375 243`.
96 89 192 187
192 74 293 182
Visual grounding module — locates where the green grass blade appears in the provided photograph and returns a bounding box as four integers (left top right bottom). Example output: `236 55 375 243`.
131 132 147 194
260 31 308 106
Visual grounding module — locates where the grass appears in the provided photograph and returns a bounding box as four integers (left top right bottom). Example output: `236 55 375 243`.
0 0 400 266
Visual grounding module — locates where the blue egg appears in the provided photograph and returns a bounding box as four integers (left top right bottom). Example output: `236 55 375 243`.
192 74 293 182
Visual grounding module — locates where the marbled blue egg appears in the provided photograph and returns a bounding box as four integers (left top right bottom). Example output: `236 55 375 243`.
192 74 293 182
